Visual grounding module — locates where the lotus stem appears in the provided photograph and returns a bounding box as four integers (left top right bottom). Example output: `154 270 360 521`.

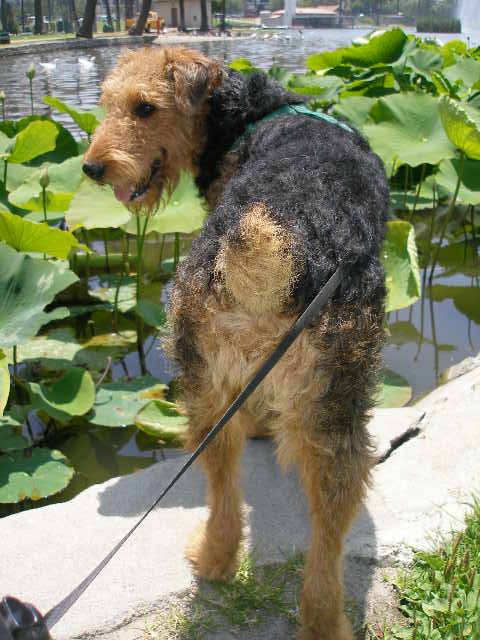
0 91 5 121
102 228 110 273
411 163 426 220
3 160 6 188
429 151 465 282
135 215 150 375
173 232 180 270
471 206 477 265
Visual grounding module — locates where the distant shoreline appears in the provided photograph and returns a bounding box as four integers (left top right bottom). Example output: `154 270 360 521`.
0 31 252 57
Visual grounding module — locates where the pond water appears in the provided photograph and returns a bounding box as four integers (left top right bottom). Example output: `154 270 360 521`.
1 28 479 514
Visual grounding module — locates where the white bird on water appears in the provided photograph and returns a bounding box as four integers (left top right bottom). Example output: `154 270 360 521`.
39 58 59 72
78 56 95 69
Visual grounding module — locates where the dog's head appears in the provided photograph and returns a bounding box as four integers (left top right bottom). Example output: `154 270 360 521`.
82 47 222 211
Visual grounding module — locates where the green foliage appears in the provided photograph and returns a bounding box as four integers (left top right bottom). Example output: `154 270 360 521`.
383 221 421 313
0 243 77 348
0 448 74 503
1 27 478 512
387 499 480 639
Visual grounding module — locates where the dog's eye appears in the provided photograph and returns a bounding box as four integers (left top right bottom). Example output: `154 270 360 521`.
135 102 156 118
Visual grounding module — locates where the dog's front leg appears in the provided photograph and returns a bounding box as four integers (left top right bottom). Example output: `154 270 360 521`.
185 406 246 581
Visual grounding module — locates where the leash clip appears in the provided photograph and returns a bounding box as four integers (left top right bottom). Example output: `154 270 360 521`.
0 597 51 640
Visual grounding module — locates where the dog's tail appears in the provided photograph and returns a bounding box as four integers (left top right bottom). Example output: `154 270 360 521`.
215 204 296 314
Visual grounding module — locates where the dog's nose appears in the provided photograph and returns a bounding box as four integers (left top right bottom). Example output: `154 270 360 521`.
82 162 105 181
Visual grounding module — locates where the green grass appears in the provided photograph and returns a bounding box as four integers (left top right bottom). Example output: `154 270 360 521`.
368 498 480 640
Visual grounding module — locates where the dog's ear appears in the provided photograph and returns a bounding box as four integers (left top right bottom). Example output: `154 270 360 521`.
165 51 223 112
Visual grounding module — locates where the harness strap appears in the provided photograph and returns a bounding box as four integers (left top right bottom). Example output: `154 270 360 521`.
239 102 354 144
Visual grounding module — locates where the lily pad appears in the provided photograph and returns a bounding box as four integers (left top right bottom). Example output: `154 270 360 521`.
89 375 168 427
439 96 480 160
67 177 132 230
135 299 167 329
27 368 96 421
0 349 9 416
287 75 343 101
0 243 78 348
383 220 421 312
375 368 412 408
135 399 188 441
332 96 374 130
43 96 100 136
8 156 84 213
435 157 480 206
0 413 29 452
0 448 74 503
442 58 480 90
0 210 86 259
121 172 206 235
9 327 135 373
7 121 59 164
364 93 456 168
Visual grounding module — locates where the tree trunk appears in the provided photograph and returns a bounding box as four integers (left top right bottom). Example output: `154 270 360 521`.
179 0 186 31
128 0 150 34
21 0 25 31
70 0 80 31
103 0 113 25
199 0 208 31
1 0 8 31
125 0 133 19
114 0 120 31
34 0 43 33
77 0 97 37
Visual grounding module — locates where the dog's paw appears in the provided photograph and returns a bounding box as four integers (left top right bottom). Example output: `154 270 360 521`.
185 520 240 581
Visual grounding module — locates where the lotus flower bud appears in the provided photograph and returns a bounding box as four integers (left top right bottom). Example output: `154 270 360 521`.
39 166 50 189
0 91 5 102
26 64 36 80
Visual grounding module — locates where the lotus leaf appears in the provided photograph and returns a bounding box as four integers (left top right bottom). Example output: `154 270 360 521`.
0 131 10 155
407 48 443 76
332 96 374 130
43 96 100 136
436 242 480 278
342 28 407 67
306 49 345 71
267 66 294 87
0 210 86 259
0 243 77 348
89 375 167 427
8 156 84 212
10 327 135 373
7 121 59 164
0 448 74 503
6 163 37 193
307 28 407 70
122 172 206 235
383 220 421 312
427 284 480 324
375 368 412 408
229 58 260 74
287 75 343 100
442 58 480 89
390 189 437 212
0 349 9 416
67 177 132 230
441 40 467 67
89 274 137 312
0 413 28 452
135 399 188 440
439 96 480 160
27 368 96 421
435 157 480 206
135 299 167 329
364 93 456 168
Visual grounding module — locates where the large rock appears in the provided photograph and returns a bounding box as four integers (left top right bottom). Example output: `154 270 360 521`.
0 365 478 639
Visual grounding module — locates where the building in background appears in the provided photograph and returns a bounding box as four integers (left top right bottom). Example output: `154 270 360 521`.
152 0 211 28
261 3 340 27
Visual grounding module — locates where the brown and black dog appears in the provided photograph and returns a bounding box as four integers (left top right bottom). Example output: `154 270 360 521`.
83 46 389 639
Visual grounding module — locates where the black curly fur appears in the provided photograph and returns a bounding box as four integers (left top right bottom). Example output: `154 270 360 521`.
184 69 389 312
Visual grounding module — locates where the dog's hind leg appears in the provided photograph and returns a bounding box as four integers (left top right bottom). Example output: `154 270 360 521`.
267 305 382 640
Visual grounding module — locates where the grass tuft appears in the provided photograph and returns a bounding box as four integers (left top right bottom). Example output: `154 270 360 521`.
368 497 480 640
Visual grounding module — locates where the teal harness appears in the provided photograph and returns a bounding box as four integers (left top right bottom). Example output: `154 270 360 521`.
239 103 354 144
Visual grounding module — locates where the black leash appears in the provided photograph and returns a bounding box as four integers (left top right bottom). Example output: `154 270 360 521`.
1 264 347 639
